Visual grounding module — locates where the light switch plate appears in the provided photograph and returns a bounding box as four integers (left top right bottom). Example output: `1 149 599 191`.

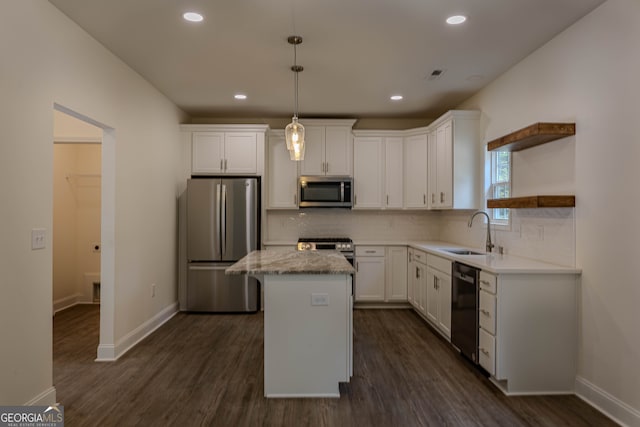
31 228 46 250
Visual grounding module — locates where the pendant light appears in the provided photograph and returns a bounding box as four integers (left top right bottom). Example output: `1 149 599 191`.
285 35 305 161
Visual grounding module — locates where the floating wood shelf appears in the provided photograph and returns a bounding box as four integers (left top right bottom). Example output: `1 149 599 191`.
487 122 575 152
487 195 575 209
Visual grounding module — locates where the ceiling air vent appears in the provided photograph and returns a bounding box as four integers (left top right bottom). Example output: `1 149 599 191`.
427 69 445 81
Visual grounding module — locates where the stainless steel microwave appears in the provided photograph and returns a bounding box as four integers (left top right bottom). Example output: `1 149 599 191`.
298 176 353 208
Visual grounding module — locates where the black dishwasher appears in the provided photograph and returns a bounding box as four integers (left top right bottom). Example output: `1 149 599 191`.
451 262 480 364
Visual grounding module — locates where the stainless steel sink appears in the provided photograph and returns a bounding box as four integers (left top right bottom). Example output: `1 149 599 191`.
442 249 485 256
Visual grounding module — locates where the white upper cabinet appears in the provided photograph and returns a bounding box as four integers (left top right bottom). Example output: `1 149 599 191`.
352 132 405 210
353 136 384 209
384 137 404 209
403 132 429 209
299 119 356 176
428 110 481 210
267 130 299 209
184 124 269 176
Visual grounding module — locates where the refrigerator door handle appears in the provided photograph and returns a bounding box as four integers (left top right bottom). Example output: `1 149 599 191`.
216 183 222 257
221 184 227 256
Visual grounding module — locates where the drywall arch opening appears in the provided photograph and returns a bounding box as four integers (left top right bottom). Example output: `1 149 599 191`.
53 103 115 361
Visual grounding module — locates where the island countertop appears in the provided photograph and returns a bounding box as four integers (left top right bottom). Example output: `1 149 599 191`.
226 249 356 275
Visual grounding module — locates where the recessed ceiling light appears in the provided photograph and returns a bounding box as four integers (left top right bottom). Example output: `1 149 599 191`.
446 15 467 25
390 95 403 101
183 12 204 22
234 94 247 100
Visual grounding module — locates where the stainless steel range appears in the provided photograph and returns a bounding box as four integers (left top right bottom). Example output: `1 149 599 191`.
297 237 354 265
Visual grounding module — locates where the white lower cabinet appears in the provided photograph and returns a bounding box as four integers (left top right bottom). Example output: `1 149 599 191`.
355 245 408 303
478 271 498 376
425 255 452 339
407 249 415 306
354 246 385 301
385 246 407 301
407 250 427 314
478 270 579 394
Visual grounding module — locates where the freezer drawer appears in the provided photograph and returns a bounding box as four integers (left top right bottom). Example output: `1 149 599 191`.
187 263 258 312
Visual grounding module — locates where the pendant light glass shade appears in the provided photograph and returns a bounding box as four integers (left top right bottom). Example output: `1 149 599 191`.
285 35 305 161
285 116 305 160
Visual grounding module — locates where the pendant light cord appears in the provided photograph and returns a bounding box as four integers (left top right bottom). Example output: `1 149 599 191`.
294 43 299 118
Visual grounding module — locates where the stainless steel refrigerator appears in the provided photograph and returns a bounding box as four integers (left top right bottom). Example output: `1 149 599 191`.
186 177 260 312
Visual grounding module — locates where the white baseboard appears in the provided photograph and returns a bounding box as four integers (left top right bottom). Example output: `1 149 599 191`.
53 293 84 314
576 376 640 427
95 302 178 362
24 386 57 406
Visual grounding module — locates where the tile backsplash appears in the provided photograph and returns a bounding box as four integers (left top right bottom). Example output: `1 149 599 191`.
266 207 576 267
439 208 576 267
265 210 442 243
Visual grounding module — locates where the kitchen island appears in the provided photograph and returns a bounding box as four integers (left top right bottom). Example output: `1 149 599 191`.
226 249 355 398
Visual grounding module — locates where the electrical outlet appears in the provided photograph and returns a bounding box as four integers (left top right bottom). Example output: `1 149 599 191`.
31 228 46 250
151 283 156 297
311 293 329 306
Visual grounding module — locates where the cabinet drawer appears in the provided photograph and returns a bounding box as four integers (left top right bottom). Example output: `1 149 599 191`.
412 250 427 265
427 254 451 274
479 290 496 335
355 246 385 257
478 328 496 376
479 271 497 294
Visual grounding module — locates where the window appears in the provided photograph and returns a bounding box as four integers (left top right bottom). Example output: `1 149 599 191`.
490 151 511 225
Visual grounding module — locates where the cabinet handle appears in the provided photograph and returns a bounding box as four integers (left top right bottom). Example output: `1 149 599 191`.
440 192 444 203
354 195 357 205
386 195 389 205
480 280 491 286
294 194 297 205
480 309 490 316
356 262 359 272
365 250 376 254
423 194 426 204
432 193 435 204
220 159 224 170
416 267 420 279
479 347 490 356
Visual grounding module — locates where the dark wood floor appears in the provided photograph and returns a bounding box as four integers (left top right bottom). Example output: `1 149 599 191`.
54 305 615 426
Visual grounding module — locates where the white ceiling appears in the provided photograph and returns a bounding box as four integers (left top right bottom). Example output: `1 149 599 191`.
49 0 604 120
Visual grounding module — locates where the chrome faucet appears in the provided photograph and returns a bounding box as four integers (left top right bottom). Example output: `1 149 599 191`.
468 210 494 253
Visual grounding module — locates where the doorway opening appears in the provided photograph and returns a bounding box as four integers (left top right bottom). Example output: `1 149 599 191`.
53 104 116 361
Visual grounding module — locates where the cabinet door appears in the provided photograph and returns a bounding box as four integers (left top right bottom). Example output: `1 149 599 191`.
428 130 438 208
267 133 298 208
385 246 407 301
426 267 439 324
192 132 224 174
436 121 453 208
407 250 415 306
353 137 383 209
300 126 325 175
403 134 428 208
224 132 258 173
437 272 452 338
416 264 427 315
355 257 385 301
324 126 352 176
384 137 404 208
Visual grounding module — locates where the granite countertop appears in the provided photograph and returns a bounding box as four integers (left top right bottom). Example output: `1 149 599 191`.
226 249 355 275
